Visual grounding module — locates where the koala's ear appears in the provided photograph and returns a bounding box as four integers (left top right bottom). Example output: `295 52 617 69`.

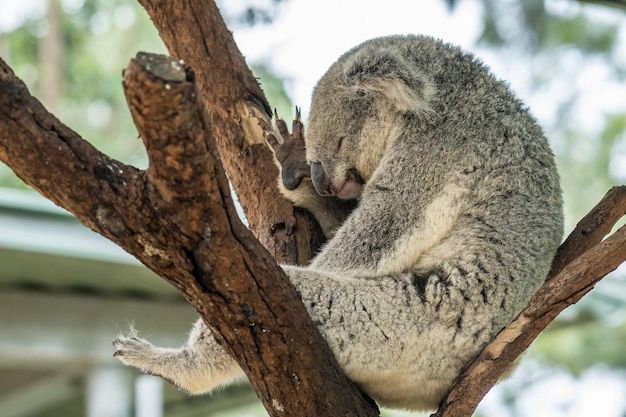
357 76 433 114
345 52 434 115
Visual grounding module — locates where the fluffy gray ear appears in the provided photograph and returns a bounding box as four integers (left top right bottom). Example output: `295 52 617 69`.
345 51 435 114
357 76 434 114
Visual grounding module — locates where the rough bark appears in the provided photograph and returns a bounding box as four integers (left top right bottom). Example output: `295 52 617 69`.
137 0 325 266
0 53 378 416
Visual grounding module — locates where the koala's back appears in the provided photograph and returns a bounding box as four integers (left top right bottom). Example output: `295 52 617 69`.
296 35 563 409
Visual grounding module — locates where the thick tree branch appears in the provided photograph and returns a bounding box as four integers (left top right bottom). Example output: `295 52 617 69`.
433 185 626 417
0 52 378 417
121 54 377 417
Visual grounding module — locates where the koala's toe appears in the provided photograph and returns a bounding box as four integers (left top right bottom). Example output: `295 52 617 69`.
112 336 154 364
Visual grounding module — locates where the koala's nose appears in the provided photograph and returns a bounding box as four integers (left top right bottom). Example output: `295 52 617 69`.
310 162 332 196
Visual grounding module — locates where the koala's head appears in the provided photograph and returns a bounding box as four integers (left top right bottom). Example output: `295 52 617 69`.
305 36 435 199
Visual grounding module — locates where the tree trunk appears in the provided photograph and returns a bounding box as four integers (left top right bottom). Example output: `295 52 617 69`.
137 0 326 266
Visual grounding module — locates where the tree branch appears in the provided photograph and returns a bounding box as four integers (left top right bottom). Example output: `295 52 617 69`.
137 0 325 266
433 185 626 417
549 186 626 277
0 51 378 417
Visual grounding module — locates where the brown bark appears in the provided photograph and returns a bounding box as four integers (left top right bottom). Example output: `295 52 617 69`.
0 52 378 417
137 0 325 266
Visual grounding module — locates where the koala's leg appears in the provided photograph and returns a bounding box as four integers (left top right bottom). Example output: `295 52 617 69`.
282 265 473 410
113 319 243 393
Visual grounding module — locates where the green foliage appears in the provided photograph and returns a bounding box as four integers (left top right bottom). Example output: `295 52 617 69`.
476 0 620 53
221 0 288 28
559 114 626 220
535 312 626 373
251 63 294 119
546 14 618 52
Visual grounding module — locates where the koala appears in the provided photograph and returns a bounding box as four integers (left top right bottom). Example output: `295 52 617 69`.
113 35 563 411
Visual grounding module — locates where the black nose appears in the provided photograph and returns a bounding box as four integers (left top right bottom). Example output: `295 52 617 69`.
310 162 332 196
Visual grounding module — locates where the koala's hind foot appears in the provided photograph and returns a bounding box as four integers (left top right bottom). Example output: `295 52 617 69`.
113 336 181 387
112 320 243 394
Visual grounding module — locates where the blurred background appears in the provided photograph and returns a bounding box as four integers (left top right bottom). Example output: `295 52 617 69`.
0 0 625 416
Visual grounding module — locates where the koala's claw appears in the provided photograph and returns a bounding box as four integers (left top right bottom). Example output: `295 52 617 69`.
112 335 156 366
295 105 301 122
112 337 133 357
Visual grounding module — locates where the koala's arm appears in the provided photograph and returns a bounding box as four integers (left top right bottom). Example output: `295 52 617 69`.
266 114 357 238
113 320 243 394
280 178 357 238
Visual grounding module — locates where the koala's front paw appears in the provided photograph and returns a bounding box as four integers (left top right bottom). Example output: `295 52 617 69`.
112 335 158 369
266 108 310 190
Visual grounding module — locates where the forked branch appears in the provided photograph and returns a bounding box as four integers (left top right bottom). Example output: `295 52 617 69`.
0 51 379 417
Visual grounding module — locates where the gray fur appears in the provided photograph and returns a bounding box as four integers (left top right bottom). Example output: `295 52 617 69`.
113 35 563 411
